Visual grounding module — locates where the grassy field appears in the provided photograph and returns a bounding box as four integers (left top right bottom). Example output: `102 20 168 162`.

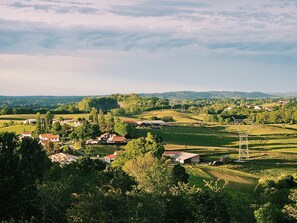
1 111 297 190
0 124 35 134
84 145 121 156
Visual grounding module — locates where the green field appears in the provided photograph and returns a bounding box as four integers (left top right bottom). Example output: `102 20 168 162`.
1 111 297 190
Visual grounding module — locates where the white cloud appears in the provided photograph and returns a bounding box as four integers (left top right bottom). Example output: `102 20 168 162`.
0 0 296 94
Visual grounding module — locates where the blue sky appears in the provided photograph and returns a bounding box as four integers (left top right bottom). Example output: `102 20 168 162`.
0 0 296 95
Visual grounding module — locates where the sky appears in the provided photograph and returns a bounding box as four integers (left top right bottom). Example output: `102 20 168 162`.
0 0 296 95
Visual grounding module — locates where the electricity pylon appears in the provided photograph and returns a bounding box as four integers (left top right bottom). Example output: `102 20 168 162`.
232 117 254 162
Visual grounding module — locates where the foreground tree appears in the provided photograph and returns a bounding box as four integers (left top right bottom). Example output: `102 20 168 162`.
0 132 51 221
283 189 297 221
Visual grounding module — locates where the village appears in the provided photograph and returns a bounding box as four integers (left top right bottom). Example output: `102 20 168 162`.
19 115 208 166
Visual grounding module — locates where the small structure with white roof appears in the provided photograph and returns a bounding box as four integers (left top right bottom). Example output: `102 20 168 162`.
164 151 202 164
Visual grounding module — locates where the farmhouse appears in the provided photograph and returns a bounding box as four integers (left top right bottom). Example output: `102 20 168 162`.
137 120 168 127
50 153 79 165
39 134 60 142
163 151 202 164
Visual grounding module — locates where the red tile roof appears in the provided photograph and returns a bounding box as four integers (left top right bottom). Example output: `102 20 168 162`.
39 134 59 139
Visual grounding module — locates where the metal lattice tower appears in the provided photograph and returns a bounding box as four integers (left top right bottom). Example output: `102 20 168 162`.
232 117 254 162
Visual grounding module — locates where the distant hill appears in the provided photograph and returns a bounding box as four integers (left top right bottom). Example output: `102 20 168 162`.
0 96 85 108
140 91 274 100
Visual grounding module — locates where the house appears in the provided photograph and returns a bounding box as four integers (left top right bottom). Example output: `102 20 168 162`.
23 119 36 124
20 132 33 138
98 133 127 144
163 151 202 164
50 153 79 165
39 134 60 142
97 133 109 141
104 152 117 164
107 135 127 144
86 139 99 145
254 106 262 110
137 120 168 127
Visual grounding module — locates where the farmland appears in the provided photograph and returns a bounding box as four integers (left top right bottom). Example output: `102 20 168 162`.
1 109 297 189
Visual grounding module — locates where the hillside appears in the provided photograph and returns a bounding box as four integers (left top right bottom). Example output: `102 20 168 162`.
141 91 274 100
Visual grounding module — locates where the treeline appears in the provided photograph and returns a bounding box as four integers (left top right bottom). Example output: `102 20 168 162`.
0 94 170 116
1 132 297 223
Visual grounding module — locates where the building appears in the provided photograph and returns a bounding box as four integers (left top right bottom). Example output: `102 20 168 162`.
98 133 127 144
20 132 33 138
104 152 117 164
97 133 109 141
163 151 202 164
107 135 127 144
23 119 36 124
86 139 99 145
39 134 60 142
60 118 74 124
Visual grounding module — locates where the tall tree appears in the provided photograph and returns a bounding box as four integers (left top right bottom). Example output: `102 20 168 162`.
35 112 44 136
89 107 99 125
44 111 53 133
105 112 114 133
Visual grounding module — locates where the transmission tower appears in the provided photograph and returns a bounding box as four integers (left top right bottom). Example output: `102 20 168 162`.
232 117 254 162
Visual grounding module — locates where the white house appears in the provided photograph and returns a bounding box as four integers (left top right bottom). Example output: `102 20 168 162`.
39 134 60 142
163 151 201 164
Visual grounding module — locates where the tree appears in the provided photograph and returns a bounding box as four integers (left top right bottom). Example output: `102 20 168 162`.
105 112 114 133
44 141 54 154
254 202 283 223
89 107 99 125
35 112 44 136
123 154 172 194
114 119 128 137
98 110 106 132
44 111 53 133
283 189 297 220
112 133 164 168
60 123 71 137
0 133 51 221
172 164 189 185
51 122 62 135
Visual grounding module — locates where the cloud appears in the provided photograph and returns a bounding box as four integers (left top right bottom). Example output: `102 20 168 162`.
0 0 297 95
